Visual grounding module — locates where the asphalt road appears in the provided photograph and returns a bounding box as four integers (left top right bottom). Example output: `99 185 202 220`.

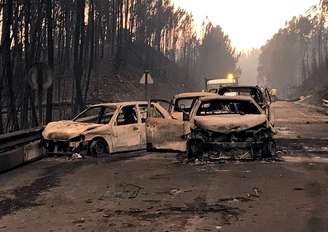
0 101 328 232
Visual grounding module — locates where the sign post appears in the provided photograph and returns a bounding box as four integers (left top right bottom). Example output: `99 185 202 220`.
139 70 154 101
28 63 53 125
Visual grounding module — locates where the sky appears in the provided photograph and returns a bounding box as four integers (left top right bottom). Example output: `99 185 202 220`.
173 0 319 51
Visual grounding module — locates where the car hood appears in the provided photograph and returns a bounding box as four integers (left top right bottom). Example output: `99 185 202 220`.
42 120 102 140
193 114 267 134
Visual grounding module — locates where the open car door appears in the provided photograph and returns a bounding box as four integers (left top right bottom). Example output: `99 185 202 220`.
263 88 274 125
150 99 172 111
145 103 187 152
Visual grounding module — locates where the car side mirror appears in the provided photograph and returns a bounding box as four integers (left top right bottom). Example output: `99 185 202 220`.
183 111 189 121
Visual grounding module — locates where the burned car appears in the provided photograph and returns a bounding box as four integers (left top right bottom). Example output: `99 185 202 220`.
169 92 217 120
185 96 275 160
42 101 184 156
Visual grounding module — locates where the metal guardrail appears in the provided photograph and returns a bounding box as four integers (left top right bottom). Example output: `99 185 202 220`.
0 127 43 173
0 127 43 152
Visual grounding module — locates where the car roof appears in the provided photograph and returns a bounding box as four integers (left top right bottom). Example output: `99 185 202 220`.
199 95 255 102
89 101 149 108
174 92 217 99
219 85 261 90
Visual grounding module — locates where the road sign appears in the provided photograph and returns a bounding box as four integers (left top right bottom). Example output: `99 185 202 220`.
28 63 53 90
140 71 154 101
139 72 154 85
28 63 54 125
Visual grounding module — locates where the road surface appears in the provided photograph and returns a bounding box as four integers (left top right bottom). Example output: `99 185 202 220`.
0 101 328 232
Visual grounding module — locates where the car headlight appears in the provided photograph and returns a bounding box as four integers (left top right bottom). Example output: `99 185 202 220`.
69 136 80 142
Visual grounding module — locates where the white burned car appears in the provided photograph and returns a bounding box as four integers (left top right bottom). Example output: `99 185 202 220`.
184 96 276 160
42 101 185 156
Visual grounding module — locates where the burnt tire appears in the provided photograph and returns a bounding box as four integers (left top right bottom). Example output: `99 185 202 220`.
187 139 203 160
262 140 276 158
90 139 108 157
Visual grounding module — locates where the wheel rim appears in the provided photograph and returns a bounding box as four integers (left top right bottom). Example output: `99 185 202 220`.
92 141 106 155
188 140 201 159
96 143 105 154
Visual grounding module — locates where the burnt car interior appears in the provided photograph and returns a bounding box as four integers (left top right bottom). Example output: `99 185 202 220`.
74 106 116 124
196 100 261 116
116 106 138 125
174 97 198 113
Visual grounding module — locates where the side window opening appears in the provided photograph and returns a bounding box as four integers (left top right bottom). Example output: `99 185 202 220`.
99 107 115 124
74 106 116 124
116 106 138 126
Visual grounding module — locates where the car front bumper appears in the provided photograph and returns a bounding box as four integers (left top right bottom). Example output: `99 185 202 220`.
205 141 265 150
42 139 88 155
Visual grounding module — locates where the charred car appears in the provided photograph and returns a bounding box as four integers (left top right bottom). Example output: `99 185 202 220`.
184 96 275 160
42 101 185 156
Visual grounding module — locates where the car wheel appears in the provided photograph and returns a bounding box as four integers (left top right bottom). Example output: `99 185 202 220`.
262 140 276 158
90 139 108 157
187 139 203 160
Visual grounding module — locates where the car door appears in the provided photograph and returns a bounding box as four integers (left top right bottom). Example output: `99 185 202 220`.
145 103 187 152
111 104 143 152
264 88 273 123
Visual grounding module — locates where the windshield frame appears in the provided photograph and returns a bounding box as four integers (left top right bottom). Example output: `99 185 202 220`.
191 98 263 118
72 105 117 124
172 97 201 113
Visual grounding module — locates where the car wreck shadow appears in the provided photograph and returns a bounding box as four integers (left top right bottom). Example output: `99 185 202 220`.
0 161 87 219
90 150 155 163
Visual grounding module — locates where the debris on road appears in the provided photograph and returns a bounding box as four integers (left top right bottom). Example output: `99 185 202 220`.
72 218 85 224
215 225 223 230
252 187 261 197
71 153 83 160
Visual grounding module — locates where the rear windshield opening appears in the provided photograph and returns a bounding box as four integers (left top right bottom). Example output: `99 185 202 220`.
218 88 264 104
174 97 198 113
197 100 261 116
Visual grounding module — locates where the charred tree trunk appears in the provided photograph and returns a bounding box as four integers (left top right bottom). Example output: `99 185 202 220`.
84 0 95 103
73 0 85 113
21 0 30 129
111 0 117 59
0 79 3 134
2 0 19 131
46 0 54 124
